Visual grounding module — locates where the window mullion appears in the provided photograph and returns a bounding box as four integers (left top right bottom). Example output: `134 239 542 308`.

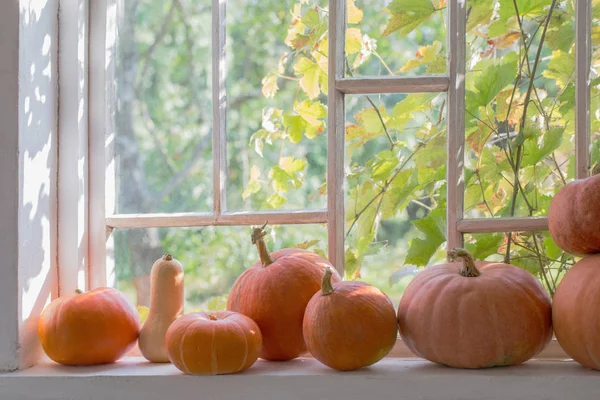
327 0 346 277
576 0 592 179
446 0 467 249
212 0 228 215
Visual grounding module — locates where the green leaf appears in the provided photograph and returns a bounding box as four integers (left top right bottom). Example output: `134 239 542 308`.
294 239 321 250
465 233 503 260
382 0 436 37
283 113 305 143
512 257 542 275
243 165 262 199
296 100 326 127
355 107 386 134
467 0 494 31
381 168 419 219
293 57 324 99
279 156 307 174
498 0 552 20
466 53 517 112
542 50 575 89
269 166 290 192
546 20 575 52
302 8 320 29
267 193 287 208
521 127 564 167
137 306 149 324
544 234 563 260
207 296 228 311
346 28 362 54
414 135 446 169
405 208 446 267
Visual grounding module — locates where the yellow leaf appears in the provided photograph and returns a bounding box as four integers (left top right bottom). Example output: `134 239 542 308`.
261 74 279 98
346 28 362 55
136 306 149 324
398 41 442 73
347 0 364 24
488 31 521 49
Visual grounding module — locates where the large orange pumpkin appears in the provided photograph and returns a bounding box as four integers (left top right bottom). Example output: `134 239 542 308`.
165 311 262 375
553 254 600 370
227 223 341 361
398 248 552 369
548 168 600 255
38 287 140 365
303 267 397 371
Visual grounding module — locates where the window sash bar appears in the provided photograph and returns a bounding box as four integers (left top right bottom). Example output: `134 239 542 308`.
456 217 548 234
335 76 450 94
212 0 228 214
106 210 328 229
446 0 467 249
576 0 592 179
327 0 346 277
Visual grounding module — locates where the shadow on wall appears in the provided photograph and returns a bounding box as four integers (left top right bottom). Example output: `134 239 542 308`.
18 0 59 369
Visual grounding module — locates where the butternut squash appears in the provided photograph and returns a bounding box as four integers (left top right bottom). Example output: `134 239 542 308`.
138 253 184 363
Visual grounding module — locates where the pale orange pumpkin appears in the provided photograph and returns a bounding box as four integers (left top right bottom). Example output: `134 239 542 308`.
227 223 341 361
165 311 262 375
548 166 600 255
398 248 552 369
38 287 140 365
553 254 600 370
303 267 397 371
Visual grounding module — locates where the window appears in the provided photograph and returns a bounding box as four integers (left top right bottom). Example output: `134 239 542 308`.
80 0 588 314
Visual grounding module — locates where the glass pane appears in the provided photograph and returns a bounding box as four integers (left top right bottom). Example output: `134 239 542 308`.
112 224 328 311
347 0 447 76
464 0 575 218
344 93 447 306
464 231 574 297
591 0 600 165
227 0 327 211
114 1 212 214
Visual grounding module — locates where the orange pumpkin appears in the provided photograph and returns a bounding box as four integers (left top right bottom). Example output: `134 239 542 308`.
398 248 552 369
226 223 341 361
553 254 600 370
165 311 262 375
38 287 140 365
548 168 600 255
303 267 397 371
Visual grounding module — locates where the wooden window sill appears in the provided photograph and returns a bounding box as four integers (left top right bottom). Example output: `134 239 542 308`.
0 356 595 400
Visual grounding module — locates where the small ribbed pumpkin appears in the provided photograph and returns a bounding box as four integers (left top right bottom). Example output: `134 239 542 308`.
227 223 341 361
165 311 262 375
303 267 398 371
38 287 140 365
553 254 600 370
398 248 552 369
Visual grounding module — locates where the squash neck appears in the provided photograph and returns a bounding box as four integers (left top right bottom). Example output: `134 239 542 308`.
447 248 481 277
321 267 335 296
252 223 274 267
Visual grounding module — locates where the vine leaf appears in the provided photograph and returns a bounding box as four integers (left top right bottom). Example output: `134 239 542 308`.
466 52 517 112
520 127 564 167
382 0 436 37
294 56 325 99
243 165 262 200
542 50 575 89
347 0 364 24
267 193 287 208
465 233 503 260
294 239 320 250
346 28 363 55
405 208 445 267
262 74 279 98
398 41 442 73
498 0 552 20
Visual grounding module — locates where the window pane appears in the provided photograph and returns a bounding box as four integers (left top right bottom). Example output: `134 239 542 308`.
111 224 327 310
347 0 447 76
114 1 212 214
464 0 575 218
464 231 573 297
228 0 327 211
591 0 600 165
345 93 447 306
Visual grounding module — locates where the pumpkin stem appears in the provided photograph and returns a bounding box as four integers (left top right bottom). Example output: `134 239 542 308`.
208 314 218 321
251 222 275 267
163 253 173 261
447 248 481 278
75 289 84 295
321 267 335 296
592 163 600 176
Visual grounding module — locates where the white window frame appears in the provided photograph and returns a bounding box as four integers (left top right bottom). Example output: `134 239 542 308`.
84 0 593 285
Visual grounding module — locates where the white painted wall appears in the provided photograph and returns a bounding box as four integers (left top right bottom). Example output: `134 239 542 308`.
0 0 59 371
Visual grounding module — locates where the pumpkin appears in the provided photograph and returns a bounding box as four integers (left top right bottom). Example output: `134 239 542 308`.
553 254 600 370
398 248 552 369
303 267 397 371
226 223 341 361
139 253 184 363
548 166 600 255
38 287 140 365
165 311 262 375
